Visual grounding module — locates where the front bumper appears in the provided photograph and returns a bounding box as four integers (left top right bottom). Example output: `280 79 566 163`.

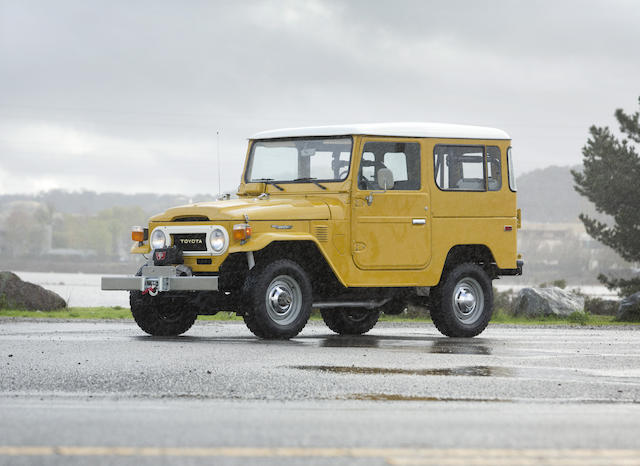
101 266 219 292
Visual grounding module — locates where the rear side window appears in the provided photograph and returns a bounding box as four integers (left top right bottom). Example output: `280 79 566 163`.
434 145 485 191
434 145 503 191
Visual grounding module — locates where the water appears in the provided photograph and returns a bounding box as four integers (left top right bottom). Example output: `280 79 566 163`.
15 271 130 308
13 271 619 309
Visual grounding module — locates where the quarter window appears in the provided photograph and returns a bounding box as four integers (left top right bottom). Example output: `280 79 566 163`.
434 145 486 191
434 145 503 192
357 142 421 191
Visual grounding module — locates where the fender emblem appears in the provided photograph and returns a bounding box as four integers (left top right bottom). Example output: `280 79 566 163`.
271 225 293 230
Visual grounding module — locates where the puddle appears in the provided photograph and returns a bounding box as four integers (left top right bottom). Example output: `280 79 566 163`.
347 394 640 404
291 365 515 377
319 336 381 349
292 364 640 386
317 336 493 355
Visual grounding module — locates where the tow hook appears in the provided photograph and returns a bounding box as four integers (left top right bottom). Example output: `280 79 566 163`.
142 286 158 297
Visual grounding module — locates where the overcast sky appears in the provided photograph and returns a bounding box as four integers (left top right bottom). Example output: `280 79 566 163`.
1 0 639 195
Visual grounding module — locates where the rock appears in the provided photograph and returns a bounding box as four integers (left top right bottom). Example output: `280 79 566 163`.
0 271 66 311
512 287 584 318
617 292 640 322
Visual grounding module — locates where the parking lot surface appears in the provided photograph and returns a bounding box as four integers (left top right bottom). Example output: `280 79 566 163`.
1 319 640 465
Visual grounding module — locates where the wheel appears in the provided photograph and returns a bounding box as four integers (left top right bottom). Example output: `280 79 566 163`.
130 292 197 336
320 308 380 335
430 263 493 337
241 259 312 339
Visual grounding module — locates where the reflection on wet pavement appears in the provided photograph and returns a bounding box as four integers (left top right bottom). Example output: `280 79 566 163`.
317 335 493 355
130 333 496 353
292 365 515 377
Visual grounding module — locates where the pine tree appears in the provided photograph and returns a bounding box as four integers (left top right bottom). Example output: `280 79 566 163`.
572 96 640 295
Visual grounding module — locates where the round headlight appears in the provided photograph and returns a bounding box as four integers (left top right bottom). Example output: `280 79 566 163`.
150 229 167 250
209 228 227 253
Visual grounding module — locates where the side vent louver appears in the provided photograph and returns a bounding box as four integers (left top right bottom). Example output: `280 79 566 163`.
314 225 329 242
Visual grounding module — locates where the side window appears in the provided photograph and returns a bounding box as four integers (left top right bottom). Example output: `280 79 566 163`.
434 145 486 191
357 142 420 190
486 146 502 191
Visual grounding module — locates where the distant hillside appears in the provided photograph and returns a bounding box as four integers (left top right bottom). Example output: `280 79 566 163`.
517 165 597 223
0 190 218 218
0 166 598 224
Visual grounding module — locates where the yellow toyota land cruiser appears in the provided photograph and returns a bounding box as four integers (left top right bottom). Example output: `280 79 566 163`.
102 123 522 339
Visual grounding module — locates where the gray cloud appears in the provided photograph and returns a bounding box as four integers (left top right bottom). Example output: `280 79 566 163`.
1 0 638 195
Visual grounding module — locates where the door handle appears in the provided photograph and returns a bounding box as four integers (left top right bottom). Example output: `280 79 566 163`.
412 219 426 225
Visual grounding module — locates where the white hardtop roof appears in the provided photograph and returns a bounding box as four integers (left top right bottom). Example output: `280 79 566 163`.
250 122 510 140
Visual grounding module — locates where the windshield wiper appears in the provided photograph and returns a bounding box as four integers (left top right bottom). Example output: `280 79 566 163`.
293 177 327 190
254 178 284 191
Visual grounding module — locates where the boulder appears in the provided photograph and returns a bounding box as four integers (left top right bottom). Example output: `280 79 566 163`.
617 292 640 322
512 287 584 318
0 271 66 311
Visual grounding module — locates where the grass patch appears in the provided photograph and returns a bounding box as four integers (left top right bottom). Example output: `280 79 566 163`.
1 307 637 326
0 307 133 319
379 314 431 322
198 312 244 321
0 307 248 321
489 309 628 326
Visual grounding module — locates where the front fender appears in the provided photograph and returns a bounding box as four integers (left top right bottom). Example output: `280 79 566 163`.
228 232 347 287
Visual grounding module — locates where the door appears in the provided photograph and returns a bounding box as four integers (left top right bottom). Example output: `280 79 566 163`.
351 139 431 269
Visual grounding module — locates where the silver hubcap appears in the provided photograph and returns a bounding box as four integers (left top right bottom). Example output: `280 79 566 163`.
265 275 302 326
452 277 484 325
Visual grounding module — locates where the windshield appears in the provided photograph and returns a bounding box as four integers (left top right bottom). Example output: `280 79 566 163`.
245 137 352 183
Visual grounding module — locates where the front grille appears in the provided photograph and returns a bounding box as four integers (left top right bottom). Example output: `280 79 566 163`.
171 233 207 251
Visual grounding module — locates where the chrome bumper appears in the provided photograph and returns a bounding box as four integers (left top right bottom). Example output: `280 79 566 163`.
101 266 219 292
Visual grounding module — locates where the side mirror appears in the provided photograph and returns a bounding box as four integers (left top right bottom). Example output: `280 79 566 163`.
366 168 395 206
377 168 394 190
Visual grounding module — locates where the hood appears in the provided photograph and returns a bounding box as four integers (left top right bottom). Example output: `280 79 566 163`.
150 196 331 222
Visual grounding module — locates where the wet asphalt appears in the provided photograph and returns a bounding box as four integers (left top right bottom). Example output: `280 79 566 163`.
1 319 640 465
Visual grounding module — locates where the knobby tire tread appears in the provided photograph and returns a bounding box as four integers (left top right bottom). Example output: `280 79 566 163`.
430 263 493 338
241 259 312 339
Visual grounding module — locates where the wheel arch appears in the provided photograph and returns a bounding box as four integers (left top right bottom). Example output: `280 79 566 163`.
220 238 346 292
439 244 497 283
255 240 345 288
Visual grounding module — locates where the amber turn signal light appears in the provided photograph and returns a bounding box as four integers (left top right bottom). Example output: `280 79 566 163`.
131 226 145 242
233 223 252 241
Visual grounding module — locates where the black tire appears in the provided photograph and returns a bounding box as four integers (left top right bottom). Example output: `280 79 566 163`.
320 308 380 335
430 263 493 338
241 259 312 339
130 292 198 336
380 298 407 315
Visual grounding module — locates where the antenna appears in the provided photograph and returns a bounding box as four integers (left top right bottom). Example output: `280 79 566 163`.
216 130 221 196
